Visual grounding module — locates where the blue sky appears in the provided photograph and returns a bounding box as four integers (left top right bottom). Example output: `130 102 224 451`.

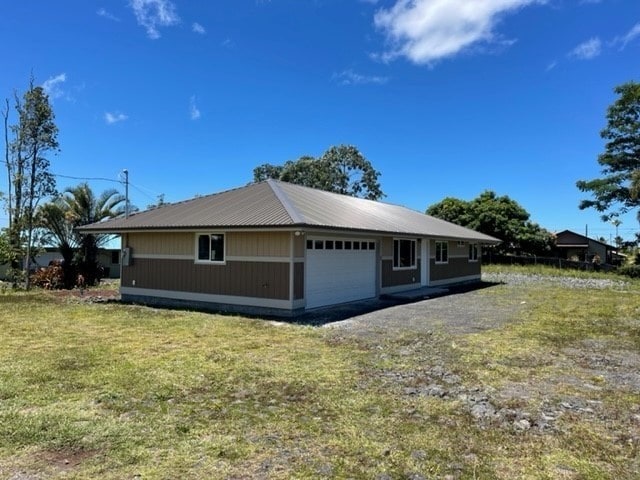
1 0 639 243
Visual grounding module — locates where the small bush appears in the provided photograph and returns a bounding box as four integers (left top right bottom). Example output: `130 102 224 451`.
618 264 640 278
30 263 64 289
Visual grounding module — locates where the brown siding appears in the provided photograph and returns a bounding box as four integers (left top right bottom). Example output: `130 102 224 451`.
128 232 193 255
127 231 291 258
227 232 290 257
381 260 421 288
122 259 290 300
293 262 304 300
430 257 480 281
293 235 305 258
380 237 394 257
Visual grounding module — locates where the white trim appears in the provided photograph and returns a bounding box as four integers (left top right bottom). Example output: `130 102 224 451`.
429 274 481 286
435 240 449 264
226 255 290 263
134 253 194 260
194 232 226 265
420 237 429 286
392 238 417 270
131 254 297 263
121 287 293 310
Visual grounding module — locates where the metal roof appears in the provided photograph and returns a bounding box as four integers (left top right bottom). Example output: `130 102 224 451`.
80 180 501 243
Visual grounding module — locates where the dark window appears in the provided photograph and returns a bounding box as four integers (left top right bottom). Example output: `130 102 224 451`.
197 234 225 262
307 240 313 249
469 243 478 261
111 250 120 264
314 240 324 250
335 241 343 250
325 240 334 250
353 242 360 250
369 242 375 250
361 242 368 250
345 241 352 250
436 241 448 263
393 239 416 268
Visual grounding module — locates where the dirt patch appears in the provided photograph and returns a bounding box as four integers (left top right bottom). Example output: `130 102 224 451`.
37 449 97 471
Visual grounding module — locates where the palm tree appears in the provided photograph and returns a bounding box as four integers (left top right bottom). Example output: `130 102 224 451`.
39 183 126 287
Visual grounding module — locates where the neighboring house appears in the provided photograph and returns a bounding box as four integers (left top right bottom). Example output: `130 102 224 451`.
79 180 500 315
554 230 617 265
0 248 121 281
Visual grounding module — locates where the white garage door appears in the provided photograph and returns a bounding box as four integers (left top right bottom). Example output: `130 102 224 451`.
305 237 376 309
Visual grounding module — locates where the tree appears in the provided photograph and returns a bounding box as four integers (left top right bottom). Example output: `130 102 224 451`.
39 183 126 287
3 79 59 288
426 191 554 255
577 82 640 227
252 144 384 200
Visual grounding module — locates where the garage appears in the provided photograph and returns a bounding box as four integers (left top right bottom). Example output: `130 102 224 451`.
305 237 377 309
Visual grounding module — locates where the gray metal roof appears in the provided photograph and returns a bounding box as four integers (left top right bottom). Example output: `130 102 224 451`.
80 180 501 243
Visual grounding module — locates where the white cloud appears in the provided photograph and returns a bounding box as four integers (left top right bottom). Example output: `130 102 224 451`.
373 0 543 65
104 112 128 124
42 73 67 100
97 8 120 21
613 22 640 50
569 37 601 59
189 96 201 120
130 0 180 39
332 70 389 86
221 37 234 48
545 60 557 72
192 22 206 34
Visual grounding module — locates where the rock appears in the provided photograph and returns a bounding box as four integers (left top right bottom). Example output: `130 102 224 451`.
470 402 496 419
425 384 447 397
514 419 531 431
411 450 427 460
317 464 334 476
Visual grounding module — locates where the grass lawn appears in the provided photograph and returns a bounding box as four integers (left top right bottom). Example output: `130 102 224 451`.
1 266 639 479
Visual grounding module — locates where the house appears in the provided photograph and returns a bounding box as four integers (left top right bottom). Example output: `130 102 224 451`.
0 247 121 281
79 180 500 315
554 230 617 265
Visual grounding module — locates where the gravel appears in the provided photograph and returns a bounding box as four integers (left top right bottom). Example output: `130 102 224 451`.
482 271 629 290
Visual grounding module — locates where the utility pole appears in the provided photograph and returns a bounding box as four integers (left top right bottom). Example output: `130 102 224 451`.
123 169 129 218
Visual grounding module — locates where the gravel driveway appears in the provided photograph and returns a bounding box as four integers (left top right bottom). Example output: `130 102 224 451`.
319 272 630 340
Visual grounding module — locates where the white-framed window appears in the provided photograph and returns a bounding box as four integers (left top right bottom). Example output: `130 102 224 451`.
196 233 225 263
469 243 479 262
393 238 416 269
435 241 448 264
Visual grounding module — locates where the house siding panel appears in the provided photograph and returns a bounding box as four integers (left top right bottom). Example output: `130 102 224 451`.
122 258 290 300
227 232 290 257
128 232 193 256
381 260 421 288
294 262 304 300
430 257 480 281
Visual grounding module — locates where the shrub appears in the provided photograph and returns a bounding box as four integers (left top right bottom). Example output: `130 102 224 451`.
618 264 640 278
30 262 64 289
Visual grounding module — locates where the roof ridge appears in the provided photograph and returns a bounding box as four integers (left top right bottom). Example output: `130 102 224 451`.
266 179 305 224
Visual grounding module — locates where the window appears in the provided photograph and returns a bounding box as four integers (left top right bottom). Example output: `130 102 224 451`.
435 241 448 264
369 242 375 250
393 239 416 269
111 250 120 265
314 240 324 250
325 240 334 250
197 234 225 263
335 241 343 250
307 240 313 249
345 241 352 250
469 243 478 262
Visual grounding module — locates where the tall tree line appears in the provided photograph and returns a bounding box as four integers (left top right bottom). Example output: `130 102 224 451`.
2 78 58 288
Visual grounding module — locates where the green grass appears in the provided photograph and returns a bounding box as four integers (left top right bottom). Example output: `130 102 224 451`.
1 267 639 479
